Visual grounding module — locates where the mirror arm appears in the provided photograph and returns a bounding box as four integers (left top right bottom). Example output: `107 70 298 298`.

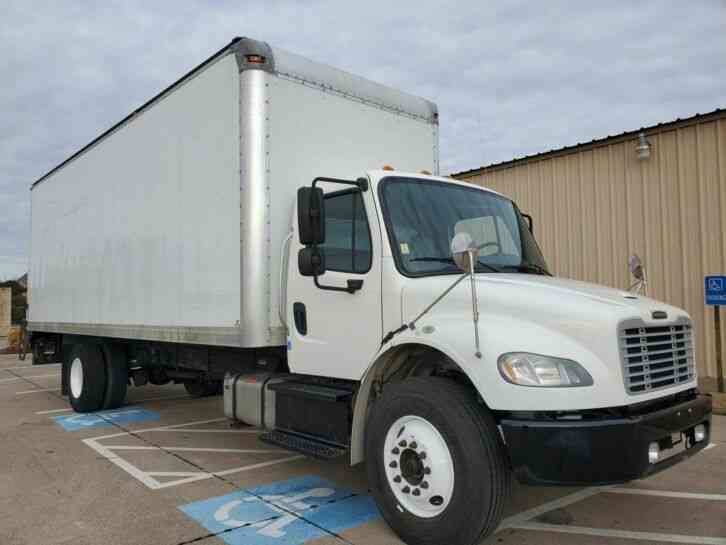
312 176 368 192
468 250 483 359
314 275 363 294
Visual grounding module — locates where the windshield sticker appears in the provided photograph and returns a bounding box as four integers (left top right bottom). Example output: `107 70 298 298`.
400 242 410 255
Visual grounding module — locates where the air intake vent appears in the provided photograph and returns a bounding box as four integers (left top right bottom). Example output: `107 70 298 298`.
619 319 694 394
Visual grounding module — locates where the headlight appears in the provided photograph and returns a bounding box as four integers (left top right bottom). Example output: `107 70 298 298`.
497 352 593 387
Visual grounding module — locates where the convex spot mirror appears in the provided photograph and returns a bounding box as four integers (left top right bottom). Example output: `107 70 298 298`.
628 254 644 280
298 246 326 277
297 187 325 245
450 232 480 272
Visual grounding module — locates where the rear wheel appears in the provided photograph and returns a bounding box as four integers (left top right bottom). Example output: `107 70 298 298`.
365 377 510 545
101 342 128 410
68 344 107 413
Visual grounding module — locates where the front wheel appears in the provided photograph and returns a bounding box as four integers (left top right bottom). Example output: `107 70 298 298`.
365 377 510 545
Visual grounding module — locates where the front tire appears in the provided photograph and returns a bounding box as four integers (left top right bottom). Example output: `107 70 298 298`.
68 344 107 413
365 377 509 545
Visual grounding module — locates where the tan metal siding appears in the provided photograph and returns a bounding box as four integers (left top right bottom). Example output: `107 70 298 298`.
457 116 726 388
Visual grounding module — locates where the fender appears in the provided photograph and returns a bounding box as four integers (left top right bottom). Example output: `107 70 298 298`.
350 334 472 465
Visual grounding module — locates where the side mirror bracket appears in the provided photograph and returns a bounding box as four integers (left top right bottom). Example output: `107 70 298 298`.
296 176 369 294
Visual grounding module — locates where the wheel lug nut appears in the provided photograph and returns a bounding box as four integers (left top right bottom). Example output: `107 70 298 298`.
424 467 431 474
410 441 417 449
393 475 401 483
389 461 398 468
412 488 421 496
399 440 407 448
421 481 429 489
402 486 410 494
391 447 399 455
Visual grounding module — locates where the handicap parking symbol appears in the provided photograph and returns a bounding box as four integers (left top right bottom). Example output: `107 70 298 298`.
705 275 726 305
53 407 160 431
179 475 380 545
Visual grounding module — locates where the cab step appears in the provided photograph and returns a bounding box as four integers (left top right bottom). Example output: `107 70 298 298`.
260 429 348 460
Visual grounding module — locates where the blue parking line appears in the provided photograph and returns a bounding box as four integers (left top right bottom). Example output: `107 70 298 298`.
53 407 160 431
179 475 380 545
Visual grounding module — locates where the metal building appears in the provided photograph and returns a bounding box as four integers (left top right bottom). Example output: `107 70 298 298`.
453 108 726 390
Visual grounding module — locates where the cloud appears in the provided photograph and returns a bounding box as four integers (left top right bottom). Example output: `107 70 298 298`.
1 0 724 279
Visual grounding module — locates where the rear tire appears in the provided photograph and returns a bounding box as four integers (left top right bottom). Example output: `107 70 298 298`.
184 380 221 397
365 377 510 545
68 344 107 413
101 342 128 410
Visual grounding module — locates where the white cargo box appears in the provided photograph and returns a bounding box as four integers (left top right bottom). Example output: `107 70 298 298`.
28 37 439 348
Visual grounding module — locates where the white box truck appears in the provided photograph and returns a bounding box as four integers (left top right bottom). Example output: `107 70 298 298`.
28 37 712 545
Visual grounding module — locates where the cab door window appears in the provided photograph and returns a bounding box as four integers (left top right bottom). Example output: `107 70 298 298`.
320 191 371 273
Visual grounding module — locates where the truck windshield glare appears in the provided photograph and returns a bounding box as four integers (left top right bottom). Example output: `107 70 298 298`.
380 177 549 277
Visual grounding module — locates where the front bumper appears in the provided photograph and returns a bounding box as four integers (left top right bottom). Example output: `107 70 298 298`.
500 394 712 485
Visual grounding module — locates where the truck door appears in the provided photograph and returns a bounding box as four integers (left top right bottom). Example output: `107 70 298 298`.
285 180 382 380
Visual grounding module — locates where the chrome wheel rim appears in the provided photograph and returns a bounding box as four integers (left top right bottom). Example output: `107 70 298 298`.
70 357 83 399
383 414 454 518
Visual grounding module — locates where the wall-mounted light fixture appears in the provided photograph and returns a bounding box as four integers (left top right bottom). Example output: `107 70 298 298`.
636 132 651 160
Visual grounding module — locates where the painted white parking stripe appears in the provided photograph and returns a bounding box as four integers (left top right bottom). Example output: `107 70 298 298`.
0 364 61 371
152 456 306 489
81 418 306 490
16 388 60 395
109 445 284 454
35 394 194 415
36 408 73 415
609 487 726 501
512 521 726 545
0 373 58 384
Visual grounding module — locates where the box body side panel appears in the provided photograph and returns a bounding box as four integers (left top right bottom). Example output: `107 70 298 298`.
264 74 438 333
29 55 241 343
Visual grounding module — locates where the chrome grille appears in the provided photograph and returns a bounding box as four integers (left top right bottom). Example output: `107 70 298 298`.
619 320 695 394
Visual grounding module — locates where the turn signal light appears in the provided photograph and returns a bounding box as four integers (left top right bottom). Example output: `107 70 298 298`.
382 165 395 171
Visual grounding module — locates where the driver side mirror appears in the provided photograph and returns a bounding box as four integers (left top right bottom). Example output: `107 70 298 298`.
297 187 325 245
298 247 326 277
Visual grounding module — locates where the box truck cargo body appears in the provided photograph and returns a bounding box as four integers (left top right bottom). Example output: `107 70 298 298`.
29 38 437 351
27 38 712 545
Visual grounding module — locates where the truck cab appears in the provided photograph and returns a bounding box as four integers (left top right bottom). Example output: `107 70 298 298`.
242 168 712 544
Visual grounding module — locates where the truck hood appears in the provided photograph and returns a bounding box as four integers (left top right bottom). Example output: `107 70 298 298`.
402 273 687 325
398 273 694 411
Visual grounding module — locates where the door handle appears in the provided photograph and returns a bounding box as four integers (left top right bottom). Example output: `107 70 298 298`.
293 302 307 335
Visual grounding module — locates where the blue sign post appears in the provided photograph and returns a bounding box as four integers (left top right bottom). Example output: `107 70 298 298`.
705 276 725 392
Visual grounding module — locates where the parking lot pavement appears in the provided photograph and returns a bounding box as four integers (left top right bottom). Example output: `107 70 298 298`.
1 352 725 545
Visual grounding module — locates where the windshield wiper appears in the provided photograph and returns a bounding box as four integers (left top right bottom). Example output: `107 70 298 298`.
409 256 501 273
506 263 552 276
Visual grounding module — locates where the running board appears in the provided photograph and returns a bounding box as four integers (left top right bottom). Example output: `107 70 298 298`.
260 430 348 460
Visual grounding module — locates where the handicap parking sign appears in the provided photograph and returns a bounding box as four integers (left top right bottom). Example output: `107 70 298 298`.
705 275 726 305
179 475 380 545
53 407 160 431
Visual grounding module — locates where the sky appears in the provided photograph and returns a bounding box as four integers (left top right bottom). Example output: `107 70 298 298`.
1 1 725 279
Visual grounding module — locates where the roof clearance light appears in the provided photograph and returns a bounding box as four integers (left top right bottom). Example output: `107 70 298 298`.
245 54 266 64
382 165 395 171
420 170 432 175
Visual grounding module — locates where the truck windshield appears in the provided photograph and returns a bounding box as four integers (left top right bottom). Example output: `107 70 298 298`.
379 177 549 277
